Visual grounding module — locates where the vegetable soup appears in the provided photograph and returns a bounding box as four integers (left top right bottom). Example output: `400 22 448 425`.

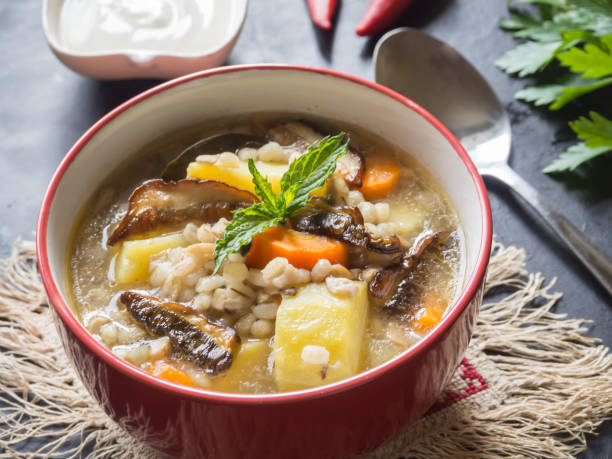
69 118 464 393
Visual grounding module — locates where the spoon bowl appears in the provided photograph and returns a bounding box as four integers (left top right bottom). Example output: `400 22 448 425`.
161 133 265 181
375 27 612 296
375 29 511 169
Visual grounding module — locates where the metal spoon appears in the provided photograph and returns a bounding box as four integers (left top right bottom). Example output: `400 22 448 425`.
161 133 265 181
374 27 612 296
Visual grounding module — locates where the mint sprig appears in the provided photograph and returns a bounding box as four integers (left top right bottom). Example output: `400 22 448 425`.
213 133 348 273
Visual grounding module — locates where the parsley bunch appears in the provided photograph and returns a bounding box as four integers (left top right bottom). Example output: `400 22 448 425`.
213 133 348 273
496 0 612 172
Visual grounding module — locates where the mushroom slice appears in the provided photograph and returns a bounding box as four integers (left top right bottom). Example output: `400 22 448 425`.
108 179 256 245
369 232 440 300
267 122 365 187
120 291 240 375
368 231 444 311
268 121 322 146
280 121 365 187
291 198 402 255
266 122 315 154
334 149 365 188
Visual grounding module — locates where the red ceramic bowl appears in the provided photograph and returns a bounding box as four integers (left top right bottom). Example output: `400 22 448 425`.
37 65 491 458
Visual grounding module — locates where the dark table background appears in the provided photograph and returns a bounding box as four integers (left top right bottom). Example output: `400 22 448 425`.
1 0 610 457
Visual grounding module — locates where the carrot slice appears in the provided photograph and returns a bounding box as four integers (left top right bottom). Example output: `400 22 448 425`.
149 361 196 387
357 155 401 200
246 226 348 270
414 292 448 331
415 307 443 330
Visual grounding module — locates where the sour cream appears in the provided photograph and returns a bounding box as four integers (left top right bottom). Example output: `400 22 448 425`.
58 0 241 55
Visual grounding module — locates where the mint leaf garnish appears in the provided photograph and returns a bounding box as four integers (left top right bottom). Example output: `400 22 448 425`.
212 133 348 272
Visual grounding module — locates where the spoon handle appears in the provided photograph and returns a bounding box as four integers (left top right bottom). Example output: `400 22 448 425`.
481 163 612 297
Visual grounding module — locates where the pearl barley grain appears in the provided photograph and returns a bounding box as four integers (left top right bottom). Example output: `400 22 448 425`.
251 319 274 338
257 142 284 162
325 277 358 298
235 313 256 336
196 275 225 293
252 302 279 320
301 345 330 365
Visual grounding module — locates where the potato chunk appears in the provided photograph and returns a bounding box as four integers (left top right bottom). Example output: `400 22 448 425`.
212 339 270 393
388 202 424 236
115 233 186 284
273 282 368 391
187 160 327 197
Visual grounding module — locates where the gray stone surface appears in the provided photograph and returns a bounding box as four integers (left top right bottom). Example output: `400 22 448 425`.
0 0 610 456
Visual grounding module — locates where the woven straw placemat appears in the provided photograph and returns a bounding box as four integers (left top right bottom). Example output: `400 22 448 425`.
0 239 610 458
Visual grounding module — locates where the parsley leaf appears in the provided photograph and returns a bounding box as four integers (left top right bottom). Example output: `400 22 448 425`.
499 12 543 33
213 133 348 272
499 1 612 173
571 0 612 18
572 110 612 148
557 35 612 78
514 21 567 42
515 82 568 106
514 73 612 109
514 0 569 9
543 143 610 172
544 111 612 172
550 76 612 109
495 40 563 76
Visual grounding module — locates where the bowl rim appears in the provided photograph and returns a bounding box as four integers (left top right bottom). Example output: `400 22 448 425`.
42 0 248 60
36 64 492 405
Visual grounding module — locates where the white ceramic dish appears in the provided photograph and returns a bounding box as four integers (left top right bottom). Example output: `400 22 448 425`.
42 0 248 80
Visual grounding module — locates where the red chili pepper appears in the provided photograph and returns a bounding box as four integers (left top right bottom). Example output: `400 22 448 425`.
355 0 414 36
307 0 339 30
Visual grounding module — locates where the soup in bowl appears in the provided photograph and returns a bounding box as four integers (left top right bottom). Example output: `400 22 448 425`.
38 65 491 458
